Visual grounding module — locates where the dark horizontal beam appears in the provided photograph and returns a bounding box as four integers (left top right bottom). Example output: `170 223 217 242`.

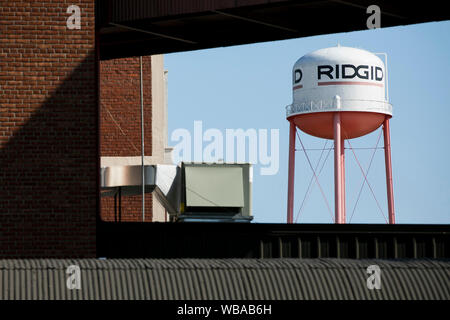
97 222 450 259
96 0 295 28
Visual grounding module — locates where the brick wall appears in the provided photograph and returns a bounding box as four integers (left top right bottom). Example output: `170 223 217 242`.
0 1 97 257
100 56 153 222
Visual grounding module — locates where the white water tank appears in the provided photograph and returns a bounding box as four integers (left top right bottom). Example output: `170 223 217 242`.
287 46 392 139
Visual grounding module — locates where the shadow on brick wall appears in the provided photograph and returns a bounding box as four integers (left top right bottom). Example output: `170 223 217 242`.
0 53 98 258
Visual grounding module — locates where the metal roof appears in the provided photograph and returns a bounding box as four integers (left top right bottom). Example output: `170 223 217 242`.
0 259 448 300
97 0 450 60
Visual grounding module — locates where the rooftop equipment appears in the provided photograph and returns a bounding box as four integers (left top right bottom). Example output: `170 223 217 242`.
100 162 253 223
178 162 253 222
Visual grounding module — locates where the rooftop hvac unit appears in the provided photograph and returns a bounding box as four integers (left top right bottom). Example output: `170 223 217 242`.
100 162 253 223
176 162 253 222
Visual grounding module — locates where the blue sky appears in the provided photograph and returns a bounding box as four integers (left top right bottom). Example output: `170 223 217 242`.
164 20 450 224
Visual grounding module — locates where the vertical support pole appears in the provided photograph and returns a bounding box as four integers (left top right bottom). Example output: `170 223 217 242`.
340 137 346 223
287 121 296 224
114 189 118 222
139 56 145 222
118 186 122 222
334 112 343 224
383 117 395 224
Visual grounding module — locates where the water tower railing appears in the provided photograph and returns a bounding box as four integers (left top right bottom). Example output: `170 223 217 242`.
286 99 392 117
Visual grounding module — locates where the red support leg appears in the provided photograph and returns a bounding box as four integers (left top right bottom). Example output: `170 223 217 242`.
383 117 395 224
287 121 296 224
334 112 343 224
341 137 346 223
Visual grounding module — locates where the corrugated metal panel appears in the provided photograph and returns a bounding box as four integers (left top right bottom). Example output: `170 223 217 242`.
0 259 448 300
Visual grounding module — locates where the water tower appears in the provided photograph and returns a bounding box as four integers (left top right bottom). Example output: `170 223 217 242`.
286 46 395 224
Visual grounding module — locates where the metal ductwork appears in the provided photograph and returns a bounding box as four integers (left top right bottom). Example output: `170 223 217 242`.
101 164 181 215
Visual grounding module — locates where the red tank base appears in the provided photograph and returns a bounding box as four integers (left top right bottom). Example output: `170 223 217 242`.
288 111 389 140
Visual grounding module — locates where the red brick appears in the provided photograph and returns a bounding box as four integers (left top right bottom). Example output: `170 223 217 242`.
0 0 97 258
100 56 153 222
